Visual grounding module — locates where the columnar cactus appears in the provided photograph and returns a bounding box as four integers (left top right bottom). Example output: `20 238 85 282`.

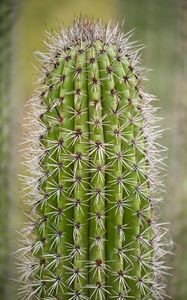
19 18 169 300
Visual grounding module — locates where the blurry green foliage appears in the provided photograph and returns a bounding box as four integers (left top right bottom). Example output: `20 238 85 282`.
0 0 17 298
167 0 187 299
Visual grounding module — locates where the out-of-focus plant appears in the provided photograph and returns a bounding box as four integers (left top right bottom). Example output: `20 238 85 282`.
0 0 19 298
0 0 12 297
167 0 187 299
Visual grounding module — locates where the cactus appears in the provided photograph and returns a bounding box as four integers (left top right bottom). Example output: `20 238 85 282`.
19 18 169 300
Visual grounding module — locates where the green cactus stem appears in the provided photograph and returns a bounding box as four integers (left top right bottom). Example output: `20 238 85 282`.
19 18 170 300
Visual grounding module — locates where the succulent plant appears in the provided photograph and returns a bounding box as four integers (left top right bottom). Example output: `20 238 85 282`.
19 18 170 300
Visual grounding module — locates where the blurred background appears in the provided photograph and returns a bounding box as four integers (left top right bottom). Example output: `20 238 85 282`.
0 0 187 299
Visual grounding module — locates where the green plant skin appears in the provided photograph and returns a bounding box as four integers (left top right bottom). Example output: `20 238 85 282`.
20 18 168 300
